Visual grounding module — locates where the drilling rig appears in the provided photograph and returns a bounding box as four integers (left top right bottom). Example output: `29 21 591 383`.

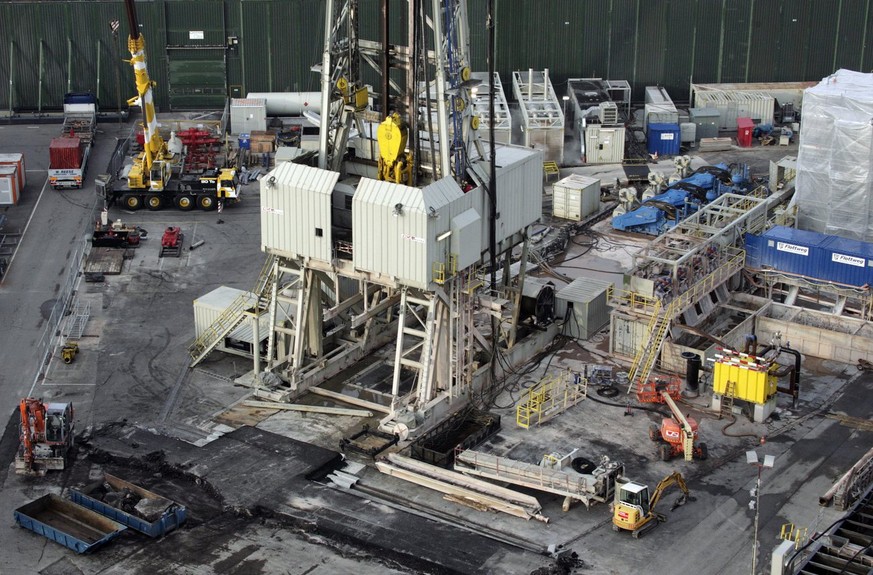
190 0 548 437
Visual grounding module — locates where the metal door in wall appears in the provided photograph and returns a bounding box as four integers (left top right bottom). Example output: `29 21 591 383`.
167 49 226 110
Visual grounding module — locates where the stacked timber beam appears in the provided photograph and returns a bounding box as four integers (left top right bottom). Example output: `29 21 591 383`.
376 454 547 522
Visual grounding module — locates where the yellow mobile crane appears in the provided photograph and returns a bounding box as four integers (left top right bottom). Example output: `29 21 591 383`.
123 0 172 193
612 471 690 538
97 0 240 211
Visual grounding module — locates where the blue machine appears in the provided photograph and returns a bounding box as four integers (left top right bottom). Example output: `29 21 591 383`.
612 163 752 235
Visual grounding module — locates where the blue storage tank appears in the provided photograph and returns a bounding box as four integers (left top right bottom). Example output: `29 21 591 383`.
819 235 873 287
647 123 681 156
745 226 828 278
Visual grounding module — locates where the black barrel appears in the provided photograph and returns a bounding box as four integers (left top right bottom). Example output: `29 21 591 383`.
682 351 701 396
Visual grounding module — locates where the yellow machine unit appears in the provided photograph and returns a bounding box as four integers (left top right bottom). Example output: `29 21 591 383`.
712 349 778 404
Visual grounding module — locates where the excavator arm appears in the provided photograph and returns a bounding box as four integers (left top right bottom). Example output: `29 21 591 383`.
649 471 689 512
18 398 47 469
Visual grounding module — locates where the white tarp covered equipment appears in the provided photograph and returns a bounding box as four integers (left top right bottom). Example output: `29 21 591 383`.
796 69 873 241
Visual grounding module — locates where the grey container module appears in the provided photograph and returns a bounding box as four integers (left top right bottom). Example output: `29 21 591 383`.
230 98 267 135
555 277 613 339
689 108 720 139
552 174 600 221
680 122 697 146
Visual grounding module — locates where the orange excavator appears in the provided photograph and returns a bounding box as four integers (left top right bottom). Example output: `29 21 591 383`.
16 398 74 475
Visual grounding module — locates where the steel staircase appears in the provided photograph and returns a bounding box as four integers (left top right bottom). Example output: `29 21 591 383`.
627 300 674 395
188 255 277 367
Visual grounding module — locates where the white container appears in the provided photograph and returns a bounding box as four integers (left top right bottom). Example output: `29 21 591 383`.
692 89 775 129
0 153 26 189
193 286 292 350
584 126 625 164
552 174 600 221
0 166 21 206
230 98 267 135
556 277 613 339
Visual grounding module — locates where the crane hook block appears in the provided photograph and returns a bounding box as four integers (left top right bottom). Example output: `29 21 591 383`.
377 113 409 165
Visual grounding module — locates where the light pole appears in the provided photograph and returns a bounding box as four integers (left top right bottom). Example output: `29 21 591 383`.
747 440 775 575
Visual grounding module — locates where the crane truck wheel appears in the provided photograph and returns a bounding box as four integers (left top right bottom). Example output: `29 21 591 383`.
175 195 195 210
198 196 215 210
649 425 661 441
122 194 142 210
146 194 164 211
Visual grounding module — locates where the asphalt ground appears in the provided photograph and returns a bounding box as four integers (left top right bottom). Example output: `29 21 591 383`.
0 118 869 575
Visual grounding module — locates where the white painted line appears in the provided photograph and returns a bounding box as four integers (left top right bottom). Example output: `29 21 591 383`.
41 383 98 387
9 176 50 275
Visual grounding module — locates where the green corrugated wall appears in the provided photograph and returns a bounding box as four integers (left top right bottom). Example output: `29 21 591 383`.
1 0 871 112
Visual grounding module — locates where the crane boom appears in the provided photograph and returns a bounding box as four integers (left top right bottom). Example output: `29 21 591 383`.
123 0 168 187
661 390 695 460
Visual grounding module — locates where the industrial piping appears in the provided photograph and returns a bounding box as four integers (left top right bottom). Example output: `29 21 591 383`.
760 344 801 409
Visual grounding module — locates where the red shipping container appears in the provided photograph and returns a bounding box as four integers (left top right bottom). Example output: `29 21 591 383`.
0 166 21 206
0 152 26 189
737 117 754 148
49 137 83 169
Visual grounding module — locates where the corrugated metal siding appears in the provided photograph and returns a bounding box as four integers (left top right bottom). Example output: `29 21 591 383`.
834 0 869 72
165 1 226 47
353 179 430 289
747 2 782 82
2 0 872 112
492 146 542 246
556 277 612 340
261 163 337 261
819 235 873 287
745 226 828 279
719 1 752 83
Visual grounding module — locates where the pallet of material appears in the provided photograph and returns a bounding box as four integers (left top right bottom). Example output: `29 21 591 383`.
249 130 277 153
84 247 125 275
698 137 734 152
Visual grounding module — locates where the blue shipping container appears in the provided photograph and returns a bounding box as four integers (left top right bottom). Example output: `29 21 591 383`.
819 235 873 287
744 226 828 279
647 123 681 156
70 473 187 538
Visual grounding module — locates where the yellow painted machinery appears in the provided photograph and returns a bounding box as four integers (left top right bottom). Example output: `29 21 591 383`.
97 0 239 212
61 342 79 364
377 113 413 185
612 471 689 538
712 348 779 404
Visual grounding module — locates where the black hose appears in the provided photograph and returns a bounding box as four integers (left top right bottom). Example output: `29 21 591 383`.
720 414 759 438
587 393 670 416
